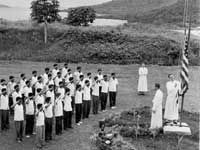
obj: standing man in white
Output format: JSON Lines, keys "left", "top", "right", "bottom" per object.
{"left": 137, "top": 63, "right": 148, "bottom": 95}
{"left": 164, "top": 74, "right": 181, "bottom": 123}
{"left": 150, "top": 83, "right": 163, "bottom": 129}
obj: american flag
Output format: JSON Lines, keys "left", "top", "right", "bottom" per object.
{"left": 180, "top": 36, "right": 189, "bottom": 95}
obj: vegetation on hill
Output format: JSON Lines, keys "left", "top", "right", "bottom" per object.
{"left": 0, "top": 23, "right": 199, "bottom": 65}
{"left": 93, "top": 0, "right": 200, "bottom": 26}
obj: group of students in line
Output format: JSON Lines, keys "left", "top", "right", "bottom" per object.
{"left": 0, "top": 63, "right": 119, "bottom": 148}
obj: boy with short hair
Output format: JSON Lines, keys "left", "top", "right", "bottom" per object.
{"left": 82, "top": 80, "right": 91, "bottom": 119}
{"left": 74, "top": 66, "right": 83, "bottom": 82}
{"left": 25, "top": 93, "right": 35, "bottom": 138}
{"left": 35, "top": 103, "right": 45, "bottom": 149}
{"left": 55, "top": 93, "right": 63, "bottom": 135}
{"left": 65, "top": 68, "right": 73, "bottom": 83}
{"left": 35, "top": 88, "right": 45, "bottom": 107}
{"left": 44, "top": 97, "right": 53, "bottom": 142}
{"left": 0, "top": 79, "right": 7, "bottom": 94}
{"left": 92, "top": 76, "right": 100, "bottom": 114}
{"left": 35, "top": 76, "right": 44, "bottom": 94}
{"left": 108, "top": 73, "right": 119, "bottom": 109}
{"left": 67, "top": 77, "right": 75, "bottom": 112}
{"left": 55, "top": 72, "right": 63, "bottom": 88}
{"left": 22, "top": 80, "right": 33, "bottom": 98}
{"left": 0, "top": 88, "right": 9, "bottom": 131}
{"left": 31, "top": 71, "right": 38, "bottom": 96}
{"left": 12, "top": 85, "right": 22, "bottom": 105}
{"left": 78, "top": 75, "right": 85, "bottom": 89}
{"left": 52, "top": 64, "right": 59, "bottom": 79}
{"left": 43, "top": 67, "right": 50, "bottom": 85}
{"left": 63, "top": 88, "right": 73, "bottom": 130}
{"left": 13, "top": 97, "right": 24, "bottom": 142}
{"left": 100, "top": 75, "right": 109, "bottom": 112}
{"left": 61, "top": 63, "right": 68, "bottom": 79}
{"left": 19, "top": 73, "right": 26, "bottom": 93}
{"left": 46, "top": 85, "right": 55, "bottom": 106}
{"left": 75, "top": 84, "right": 83, "bottom": 125}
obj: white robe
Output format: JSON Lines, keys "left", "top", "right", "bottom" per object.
{"left": 150, "top": 89, "right": 163, "bottom": 129}
{"left": 164, "top": 80, "right": 181, "bottom": 121}
{"left": 137, "top": 67, "right": 148, "bottom": 92}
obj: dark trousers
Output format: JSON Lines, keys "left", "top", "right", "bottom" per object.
{"left": 15, "top": 121, "right": 24, "bottom": 140}
{"left": 100, "top": 93, "right": 108, "bottom": 111}
{"left": 0, "top": 110, "right": 9, "bottom": 130}
{"left": 63, "top": 111, "right": 72, "bottom": 129}
{"left": 109, "top": 92, "right": 117, "bottom": 107}
{"left": 25, "top": 115, "right": 34, "bottom": 135}
{"left": 71, "top": 96, "right": 75, "bottom": 113}
{"left": 92, "top": 95, "right": 99, "bottom": 114}
{"left": 9, "top": 96, "right": 14, "bottom": 115}
{"left": 75, "top": 104, "right": 82, "bottom": 123}
{"left": 82, "top": 100, "right": 91, "bottom": 119}
{"left": 55, "top": 116, "right": 62, "bottom": 135}
{"left": 45, "top": 118, "right": 53, "bottom": 141}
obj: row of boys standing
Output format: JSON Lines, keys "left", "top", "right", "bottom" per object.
{"left": 0, "top": 63, "right": 119, "bottom": 148}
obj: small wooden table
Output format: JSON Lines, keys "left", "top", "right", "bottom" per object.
{"left": 163, "top": 122, "right": 191, "bottom": 150}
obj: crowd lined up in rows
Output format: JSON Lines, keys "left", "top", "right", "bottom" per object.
{"left": 0, "top": 63, "right": 119, "bottom": 148}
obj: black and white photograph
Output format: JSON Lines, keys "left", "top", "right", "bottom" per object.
{"left": 0, "top": 0, "right": 199, "bottom": 150}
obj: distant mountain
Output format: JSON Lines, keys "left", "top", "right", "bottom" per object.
{"left": 0, "top": 4, "right": 10, "bottom": 8}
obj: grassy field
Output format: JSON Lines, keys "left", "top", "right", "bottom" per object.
{"left": 0, "top": 60, "right": 199, "bottom": 150}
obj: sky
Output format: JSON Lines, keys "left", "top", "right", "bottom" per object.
{"left": 0, "top": 0, "right": 111, "bottom": 8}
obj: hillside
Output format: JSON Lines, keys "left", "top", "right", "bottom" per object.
{"left": 0, "top": 23, "right": 199, "bottom": 65}
{"left": 93, "top": 0, "right": 200, "bottom": 25}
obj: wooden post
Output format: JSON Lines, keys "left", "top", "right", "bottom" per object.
{"left": 44, "top": 19, "right": 48, "bottom": 44}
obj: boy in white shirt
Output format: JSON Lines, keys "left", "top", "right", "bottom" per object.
{"left": 19, "top": 73, "right": 26, "bottom": 93}
{"left": 31, "top": 71, "right": 38, "bottom": 96}
{"left": 25, "top": 93, "right": 35, "bottom": 138}
{"left": 7, "top": 76, "right": 16, "bottom": 114}
{"left": 97, "top": 69, "right": 103, "bottom": 95}
{"left": 63, "top": 88, "right": 73, "bottom": 130}
{"left": 12, "top": 85, "right": 22, "bottom": 115}
{"left": 13, "top": 97, "right": 24, "bottom": 142}
{"left": 78, "top": 75, "right": 85, "bottom": 90}
{"left": 101, "top": 75, "right": 109, "bottom": 112}
{"left": 44, "top": 97, "right": 53, "bottom": 142}
{"left": 65, "top": 69, "right": 73, "bottom": 83}
{"left": 35, "top": 104, "right": 45, "bottom": 149}
{"left": 52, "top": 64, "right": 59, "bottom": 79}
{"left": 35, "top": 88, "right": 45, "bottom": 107}
{"left": 54, "top": 72, "right": 63, "bottom": 88}
{"left": 55, "top": 93, "right": 63, "bottom": 135}
{"left": 61, "top": 63, "right": 68, "bottom": 79}
{"left": 67, "top": 77, "right": 75, "bottom": 112}
{"left": 43, "top": 68, "right": 50, "bottom": 85}
{"left": 35, "top": 76, "right": 44, "bottom": 94}
{"left": 0, "top": 88, "right": 10, "bottom": 131}
{"left": 22, "top": 80, "right": 33, "bottom": 98}
{"left": 82, "top": 80, "right": 91, "bottom": 119}
{"left": 109, "top": 73, "right": 119, "bottom": 109}
{"left": 92, "top": 76, "right": 100, "bottom": 114}
{"left": 74, "top": 66, "right": 83, "bottom": 83}
{"left": 45, "top": 74, "right": 54, "bottom": 90}
{"left": 46, "top": 85, "right": 55, "bottom": 106}
{"left": 0, "top": 79, "right": 7, "bottom": 94}
{"left": 75, "top": 84, "right": 83, "bottom": 125}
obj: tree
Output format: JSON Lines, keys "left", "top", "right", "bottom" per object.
{"left": 30, "top": 0, "right": 61, "bottom": 43}
{"left": 66, "top": 7, "right": 96, "bottom": 26}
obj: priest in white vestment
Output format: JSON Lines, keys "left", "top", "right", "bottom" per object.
{"left": 137, "top": 63, "right": 148, "bottom": 94}
{"left": 150, "top": 83, "right": 163, "bottom": 129}
{"left": 164, "top": 74, "right": 181, "bottom": 122}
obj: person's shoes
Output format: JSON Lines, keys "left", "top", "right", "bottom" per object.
{"left": 79, "top": 121, "right": 83, "bottom": 124}
{"left": 26, "top": 135, "right": 30, "bottom": 138}
{"left": 77, "top": 123, "right": 81, "bottom": 126}
{"left": 32, "top": 132, "right": 36, "bottom": 135}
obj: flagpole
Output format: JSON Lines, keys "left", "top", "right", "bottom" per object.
{"left": 180, "top": 0, "right": 192, "bottom": 127}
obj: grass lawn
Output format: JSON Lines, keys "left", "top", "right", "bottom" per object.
{"left": 0, "top": 60, "right": 199, "bottom": 150}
